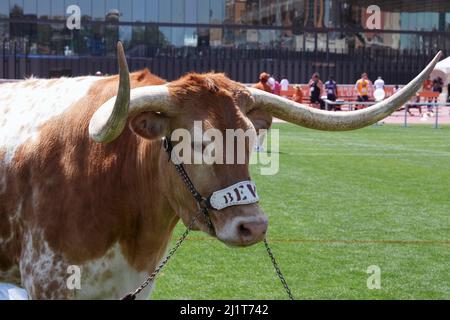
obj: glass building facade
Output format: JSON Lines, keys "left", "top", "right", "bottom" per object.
{"left": 0, "top": 0, "right": 449, "bottom": 56}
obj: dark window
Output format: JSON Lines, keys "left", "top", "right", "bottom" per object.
{"left": 37, "top": 23, "right": 52, "bottom": 53}
{"left": 197, "top": 26, "right": 209, "bottom": 46}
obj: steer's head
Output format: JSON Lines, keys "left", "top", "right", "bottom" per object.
{"left": 159, "top": 72, "right": 272, "bottom": 246}
{"left": 89, "top": 42, "right": 442, "bottom": 247}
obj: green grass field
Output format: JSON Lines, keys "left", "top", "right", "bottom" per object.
{"left": 152, "top": 124, "right": 450, "bottom": 300}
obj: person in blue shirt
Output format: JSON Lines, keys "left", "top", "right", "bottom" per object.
{"left": 324, "top": 76, "right": 339, "bottom": 110}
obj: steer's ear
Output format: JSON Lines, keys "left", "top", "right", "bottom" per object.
{"left": 129, "top": 112, "right": 169, "bottom": 140}
{"left": 246, "top": 108, "right": 273, "bottom": 131}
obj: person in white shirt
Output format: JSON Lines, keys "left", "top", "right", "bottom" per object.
{"left": 374, "top": 76, "right": 385, "bottom": 90}
{"left": 267, "top": 76, "right": 276, "bottom": 91}
{"left": 373, "top": 76, "right": 386, "bottom": 101}
{"left": 280, "top": 77, "right": 289, "bottom": 96}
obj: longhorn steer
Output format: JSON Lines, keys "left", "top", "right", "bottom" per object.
{"left": 0, "top": 43, "right": 442, "bottom": 299}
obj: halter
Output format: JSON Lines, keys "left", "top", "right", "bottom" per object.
{"left": 162, "top": 136, "right": 260, "bottom": 232}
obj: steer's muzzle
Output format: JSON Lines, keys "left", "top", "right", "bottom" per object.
{"left": 212, "top": 204, "right": 268, "bottom": 247}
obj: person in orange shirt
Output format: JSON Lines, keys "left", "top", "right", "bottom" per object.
{"left": 252, "top": 72, "right": 273, "bottom": 93}
{"left": 423, "top": 76, "right": 433, "bottom": 91}
{"left": 291, "top": 85, "right": 303, "bottom": 103}
{"left": 420, "top": 76, "right": 434, "bottom": 114}
{"left": 354, "top": 72, "right": 373, "bottom": 109}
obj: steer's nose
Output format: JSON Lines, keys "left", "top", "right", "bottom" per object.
{"left": 237, "top": 218, "right": 268, "bottom": 245}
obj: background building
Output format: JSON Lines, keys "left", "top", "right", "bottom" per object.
{"left": 0, "top": 0, "right": 449, "bottom": 83}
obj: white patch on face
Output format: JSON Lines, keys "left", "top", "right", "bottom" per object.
{"left": 0, "top": 77, "right": 100, "bottom": 164}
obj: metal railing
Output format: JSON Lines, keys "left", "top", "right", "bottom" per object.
{"left": 324, "top": 99, "right": 450, "bottom": 128}
{"left": 402, "top": 102, "right": 450, "bottom": 129}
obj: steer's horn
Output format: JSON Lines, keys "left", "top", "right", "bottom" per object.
{"left": 89, "top": 42, "right": 172, "bottom": 143}
{"left": 248, "top": 51, "right": 443, "bottom": 131}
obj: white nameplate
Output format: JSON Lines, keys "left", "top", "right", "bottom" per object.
{"left": 209, "top": 181, "right": 259, "bottom": 210}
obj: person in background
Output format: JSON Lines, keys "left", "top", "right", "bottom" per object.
{"left": 423, "top": 76, "right": 433, "bottom": 92}
{"left": 324, "top": 76, "right": 338, "bottom": 110}
{"left": 429, "top": 76, "right": 444, "bottom": 114}
{"left": 280, "top": 76, "right": 289, "bottom": 97}
{"left": 393, "top": 84, "right": 414, "bottom": 116}
{"left": 252, "top": 72, "right": 272, "bottom": 93}
{"left": 291, "top": 85, "right": 303, "bottom": 103}
{"left": 373, "top": 76, "right": 386, "bottom": 102}
{"left": 354, "top": 72, "right": 373, "bottom": 109}
{"left": 421, "top": 75, "right": 434, "bottom": 114}
{"left": 432, "top": 77, "right": 443, "bottom": 96}
{"left": 374, "top": 76, "right": 385, "bottom": 91}
{"left": 273, "top": 78, "right": 281, "bottom": 96}
{"left": 267, "top": 75, "right": 275, "bottom": 91}
{"left": 395, "top": 84, "right": 413, "bottom": 116}
{"left": 308, "top": 72, "right": 325, "bottom": 109}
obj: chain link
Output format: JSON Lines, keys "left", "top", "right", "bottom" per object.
{"left": 264, "top": 237, "right": 295, "bottom": 300}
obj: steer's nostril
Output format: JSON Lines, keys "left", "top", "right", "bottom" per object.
{"left": 237, "top": 219, "right": 268, "bottom": 243}
{"left": 238, "top": 223, "right": 252, "bottom": 238}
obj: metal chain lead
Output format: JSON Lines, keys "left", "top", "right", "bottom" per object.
{"left": 122, "top": 138, "right": 293, "bottom": 300}
{"left": 122, "top": 221, "right": 294, "bottom": 300}
{"left": 121, "top": 211, "right": 202, "bottom": 300}
{"left": 264, "top": 237, "right": 295, "bottom": 300}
